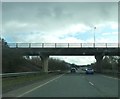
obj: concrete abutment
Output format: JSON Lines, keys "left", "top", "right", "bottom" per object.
{"left": 40, "top": 55, "right": 49, "bottom": 73}
{"left": 95, "top": 55, "right": 104, "bottom": 73}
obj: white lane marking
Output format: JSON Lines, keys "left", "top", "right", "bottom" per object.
{"left": 102, "top": 75, "right": 119, "bottom": 80}
{"left": 18, "top": 74, "right": 64, "bottom": 97}
{"left": 89, "top": 82, "right": 94, "bottom": 86}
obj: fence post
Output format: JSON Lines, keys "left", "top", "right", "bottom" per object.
{"left": 80, "top": 43, "right": 82, "bottom": 48}
{"left": 105, "top": 43, "right": 107, "bottom": 48}
{"left": 42, "top": 43, "right": 44, "bottom": 48}
{"left": 16, "top": 43, "right": 18, "bottom": 48}
{"left": 29, "top": 43, "right": 31, "bottom": 48}
{"left": 55, "top": 43, "right": 56, "bottom": 48}
{"left": 93, "top": 43, "right": 95, "bottom": 48}
{"left": 68, "top": 43, "right": 69, "bottom": 48}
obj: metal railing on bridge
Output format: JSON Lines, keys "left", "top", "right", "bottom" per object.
{"left": 7, "top": 43, "right": 119, "bottom": 48}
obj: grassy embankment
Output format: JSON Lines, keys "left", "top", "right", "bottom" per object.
{"left": 2, "top": 72, "right": 61, "bottom": 93}
{"left": 101, "top": 70, "right": 119, "bottom": 79}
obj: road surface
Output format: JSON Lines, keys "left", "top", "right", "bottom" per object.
{"left": 3, "top": 72, "right": 119, "bottom": 98}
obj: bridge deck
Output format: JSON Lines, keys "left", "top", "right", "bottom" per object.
{"left": 6, "top": 43, "right": 119, "bottom": 56}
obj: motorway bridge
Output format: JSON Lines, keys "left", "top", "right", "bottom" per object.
{"left": 8, "top": 43, "right": 119, "bottom": 73}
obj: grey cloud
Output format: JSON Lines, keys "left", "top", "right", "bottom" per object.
{"left": 37, "top": 3, "right": 118, "bottom": 27}
{"left": 2, "top": 2, "right": 118, "bottom": 36}
{"left": 3, "top": 2, "right": 118, "bottom": 22}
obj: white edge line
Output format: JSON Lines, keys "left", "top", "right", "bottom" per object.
{"left": 102, "top": 75, "right": 120, "bottom": 80}
{"left": 18, "top": 74, "right": 64, "bottom": 97}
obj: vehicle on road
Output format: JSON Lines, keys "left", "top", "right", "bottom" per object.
{"left": 85, "top": 68, "right": 94, "bottom": 74}
{"left": 71, "top": 68, "right": 76, "bottom": 73}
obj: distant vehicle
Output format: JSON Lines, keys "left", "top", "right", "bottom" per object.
{"left": 85, "top": 68, "right": 94, "bottom": 74}
{"left": 71, "top": 68, "right": 76, "bottom": 73}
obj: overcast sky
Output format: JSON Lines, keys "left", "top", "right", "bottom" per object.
{"left": 2, "top": 2, "right": 118, "bottom": 65}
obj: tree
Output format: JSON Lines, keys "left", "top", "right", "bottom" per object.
{"left": 2, "top": 38, "right": 26, "bottom": 72}
{"left": 48, "top": 58, "right": 69, "bottom": 71}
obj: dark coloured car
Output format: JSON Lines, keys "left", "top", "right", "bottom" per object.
{"left": 71, "top": 68, "right": 76, "bottom": 73}
{"left": 85, "top": 68, "right": 94, "bottom": 74}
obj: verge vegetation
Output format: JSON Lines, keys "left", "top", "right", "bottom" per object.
{"left": 2, "top": 72, "right": 60, "bottom": 93}
{"left": 2, "top": 38, "right": 70, "bottom": 93}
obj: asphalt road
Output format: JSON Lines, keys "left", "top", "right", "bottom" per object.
{"left": 3, "top": 72, "right": 119, "bottom": 98}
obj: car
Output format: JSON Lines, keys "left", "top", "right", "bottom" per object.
{"left": 85, "top": 68, "right": 94, "bottom": 74}
{"left": 71, "top": 68, "right": 76, "bottom": 73}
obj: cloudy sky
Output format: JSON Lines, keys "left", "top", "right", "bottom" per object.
{"left": 2, "top": 2, "right": 118, "bottom": 65}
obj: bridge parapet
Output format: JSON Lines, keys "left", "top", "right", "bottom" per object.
{"left": 7, "top": 43, "right": 119, "bottom": 48}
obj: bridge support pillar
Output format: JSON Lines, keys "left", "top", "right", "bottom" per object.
{"left": 95, "top": 55, "right": 104, "bottom": 73}
{"left": 40, "top": 55, "right": 49, "bottom": 73}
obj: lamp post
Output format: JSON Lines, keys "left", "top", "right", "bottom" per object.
{"left": 94, "top": 27, "right": 96, "bottom": 44}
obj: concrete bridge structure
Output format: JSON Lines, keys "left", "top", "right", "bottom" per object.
{"left": 8, "top": 43, "right": 119, "bottom": 73}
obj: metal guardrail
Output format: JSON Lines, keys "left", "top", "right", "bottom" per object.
{"left": 1, "top": 71, "right": 63, "bottom": 78}
{"left": 1, "top": 72, "right": 41, "bottom": 78}
{"left": 7, "top": 43, "right": 120, "bottom": 48}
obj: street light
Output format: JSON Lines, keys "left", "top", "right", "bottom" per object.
{"left": 94, "top": 27, "right": 96, "bottom": 44}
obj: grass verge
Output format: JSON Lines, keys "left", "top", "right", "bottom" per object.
{"left": 2, "top": 72, "right": 60, "bottom": 93}
{"left": 100, "top": 71, "right": 119, "bottom": 79}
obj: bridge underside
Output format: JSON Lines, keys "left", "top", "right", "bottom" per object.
{"left": 12, "top": 48, "right": 118, "bottom": 56}
{"left": 10, "top": 48, "right": 119, "bottom": 73}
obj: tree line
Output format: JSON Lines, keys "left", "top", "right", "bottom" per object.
{"left": 2, "top": 38, "right": 70, "bottom": 73}
{"left": 92, "top": 56, "right": 119, "bottom": 73}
